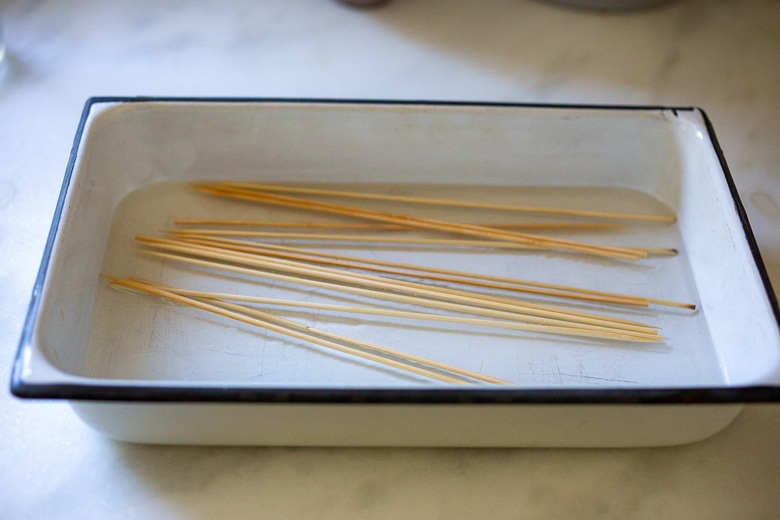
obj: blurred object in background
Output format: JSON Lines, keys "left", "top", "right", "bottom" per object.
{"left": 335, "top": 0, "right": 675, "bottom": 9}
{"left": 0, "top": 10, "right": 5, "bottom": 66}
{"left": 337, "top": 0, "right": 393, "bottom": 7}
{"left": 541, "top": 0, "right": 677, "bottom": 9}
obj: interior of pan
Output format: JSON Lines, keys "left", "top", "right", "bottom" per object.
{"left": 24, "top": 100, "right": 780, "bottom": 391}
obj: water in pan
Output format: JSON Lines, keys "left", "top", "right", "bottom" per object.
{"left": 81, "top": 181, "right": 722, "bottom": 388}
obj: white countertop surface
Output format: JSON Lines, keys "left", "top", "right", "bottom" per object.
{"left": 1, "top": 1, "right": 779, "bottom": 518}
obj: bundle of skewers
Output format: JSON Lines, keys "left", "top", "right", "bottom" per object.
{"left": 103, "top": 181, "right": 694, "bottom": 385}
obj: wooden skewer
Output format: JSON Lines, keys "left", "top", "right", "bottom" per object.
{"left": 173, "top": 218, "right": 623, "bottom": 232}
{"left": 217, "top": 182, "right": 677, "bottom": 224}
{"left": 167, "top": 228, "right": 677, "bottom": 257}
{"left": 172, "top": 234, "right": 648, "bottom": 307}
{"left": 103, "top": 276, "right": 508, "bottom": 384}
{"left": 137, "top": 248, "right": 664, "bottom": 342}
{"left": 140, "top": 234, "right": 660, "bottom": 332}
{"left": 170, "top": 233, "right": 694, "bottom": 310}
{"left": 135, "top": 236, "right": 663, "bottom": 340}
{"left": 124, "top": 278, "right": 664, "bottom": 343}
{"left": 194, "top": 183, "right": 651, "bottom": 260}
{"left": 190, "top": 183, "right": 649, "bottom": 260}
{"left": 209, "top": 298, "right": 510, "bottom": 384}
{"left": 138, "top": 235, "right": 656, "bottom": 331}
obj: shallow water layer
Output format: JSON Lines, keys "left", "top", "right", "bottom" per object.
{"left": 78, "top": 181, "right": 722, "bottom": 388}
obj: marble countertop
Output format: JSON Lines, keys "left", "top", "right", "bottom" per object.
{"left": 1, "top": 1, "right": 779, "bottom": 518}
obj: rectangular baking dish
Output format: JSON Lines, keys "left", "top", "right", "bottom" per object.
{"left": 11, "top": 98, "right": 780, "bottom": 446}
